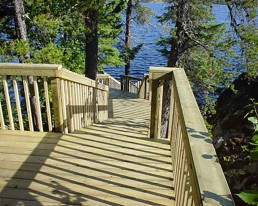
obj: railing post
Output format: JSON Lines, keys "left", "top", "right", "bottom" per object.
{"left": 150, "top": 79, "right": 159, "bottom": 138}
{"left": 51, "top": 77, "right": 64, "bottom": 132}
{"left": 120, "top": 76, "right": 123, "bottom": 91}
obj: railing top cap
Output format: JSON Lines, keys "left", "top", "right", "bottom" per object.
{"left": 0, "top": 63, "right": 62, "bottom": 70}
{"left": 149, "top": 66, "right": 183, "bottom": 73}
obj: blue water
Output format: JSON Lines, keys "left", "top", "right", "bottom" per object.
{"left": 104, "top": 3, "right": 231, "bottom": 79}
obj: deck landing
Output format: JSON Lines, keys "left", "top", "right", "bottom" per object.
{"left": 0, "top": 89, "right": 175, "bottom": 205}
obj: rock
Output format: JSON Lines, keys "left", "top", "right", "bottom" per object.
{"left": 208, "top": 72, "right": 258, "bottom": 140}
{"left": 208, "top": 72, "right": 258, "bottom": 206}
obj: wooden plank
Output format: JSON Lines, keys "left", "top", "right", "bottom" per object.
{"left": 75, "top": 83, "right": 80, "bottom": 129}
{"left": 0, "top": 165, "right": 172, "bottom": 186}
{"left": 0, "top": 100, "right": 5, "bottom": 130}
{"left": 82, "top": 85, "right": 87, "bottom": 127}
{"left": 0, "top": 139, "right": 171, "bottom": 156}
{"left": 0, "top": 186, "right": 174, "bottom": 206}
{"left": 33, "top": 77, "right": 43, "bottom": 132}
{"left": 79, "top": 84, "right": 83, "bottom": 128}
{"left": 0, "top": 63, "right": 61, "bottom": 77}
{"left": 64, "top": 80, "right": 71, "bottom": 132}
{"left": 67, "top": 81, "right": 73, "bottom": 132}
{"left": 12, "top": 76, "right": 24, "bottom": 131}
{"left": 0, "top": 133, "right": 170, "bottom": 150}
{"left": 0, "top": 145, "right": 172, "bottom": 164}
{"left": 2, "top": 75, "right": 14, "bottom": 130}
{"left": 57, "top": 69, "right": 108, "bottom": 91}
{"left": 22, "top": 76, "right": 34, "bottom": 131}
{"left": 60, "top": 79, "right": 68, "bottom": 133}
{"left": 172, "top": 69, "right": 235, "bottom": 205}
{"left": 43, "top": 77, "right": 52, "bottom": 132}
{"left": 68, "top": 81, "right": 75, "bottom": 132}
{"left": 51, "top": 78, "right": 63, "bottom": 132}
{"left": 149, "top": 79, "right": 159, "bottom": 138}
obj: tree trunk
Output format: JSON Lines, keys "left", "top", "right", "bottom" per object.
{"left": 13, "top": 0, "right": 27, "bottom": 40}
{"left": 84, "top": 8, "right": 99, "bottom": 80}
{"left": 160, "top": 15, "right": 184, "bottom": 138}
{"left": 125, "top": 0, "right": 132, "bottom": 76}
{"left": 13, "top": 0, "right": 39, "bottom": 131}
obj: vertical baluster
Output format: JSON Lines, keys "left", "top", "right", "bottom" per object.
{"left": 43, "top": 77, "right": 52, "bottom": 132}
{"left": 60, "top": 79, "right": 68, "bottom": 133}
{"left": 12, "top": 76, "right": 24, "bottom": 131}
{"left": 33, "top": 76, "right": 43, "bottom": 132}
{"left": 167, "top": 78, "right": 175, "bottom": 142}
{"left": 87, "top": 87, "right": 90, "bottom": 125}
{"left": 65, "top": 80, "right": 71, "bottom": 132}
{"left": 90, "top": 87, "right": 93, "bottom": 124}
{"left": 0, "top": 100, "right": 5, "bottom": 130}
{"left": 22, "top": 76, "right": 34, "bottom": 131}
{"left": 79, "top": 84, "right": 84, "bottom": 128}
{"left": 76, "top": 83, "right": 81, "bottom": 129}
{"left": 82, "top": 85, "right": 86, "bottom": 127}
{"left": 74, "top": 83, "right": 79, "bottom": 129}
{"left": 68, "top": 81, "right": 74, "bottom": 132}
{"left": 85, "top": 86, "right": 89, "bottom": 125}
{"left": 3, "top": 75, "right": 14, "bottom": 130}
{"left": 173, "top": 115, "right": 181, "bottom": 204}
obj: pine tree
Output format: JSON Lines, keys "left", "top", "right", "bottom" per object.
{"left": 159, "top": 0, "right": 230, "bottom": 97}
{"left": 225, "top": 0, "right": 258, "bottom": 77}
{"left": 0, "top": 0, "right": 127, "bottom": 78}
{"left": 124, "top": 0, "right": 152, "bottom": 75}
{"left": 158, "top": 0, "right": 230, "bottom": 137}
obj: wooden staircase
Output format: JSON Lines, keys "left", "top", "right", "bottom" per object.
{"left": 0, "top": 63, "right": 236, "bottom": 206}
{"left": 0, "top": 89, "right": 175, "bottom": 205}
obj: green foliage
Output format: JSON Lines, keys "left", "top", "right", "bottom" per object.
{"left": 238, "top": 102, "right": 258, "bottom": 205}
{"left": 237, "top": 190, "right": 258, "bottom": 205}
{"left": 159, "top": 0, "right": 235, "bottom": 109}
{"left": 0, "top": 0, "right": 127, "bottom": 73}
{"left": 0, "top": 39, "right": 30, "bottom": 62}
{"left": 225, "top": 0, "right": 258, "bottom": 77}
{"left": 33, "top": 43, "right": 64, "bottom": 64}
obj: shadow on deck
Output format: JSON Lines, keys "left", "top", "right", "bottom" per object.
{"left": 0, "top": 89, "right": 175, "bottom": 206}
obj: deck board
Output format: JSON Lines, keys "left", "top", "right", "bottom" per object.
{"left": 0, "top": 89, "right": 175, "bottom": 206}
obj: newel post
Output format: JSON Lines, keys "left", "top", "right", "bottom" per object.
{"left": 51, "top": 78, "right": 64, "bottom": 132}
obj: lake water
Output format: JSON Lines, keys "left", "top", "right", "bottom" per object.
{"left": 104, "top": 3, "right": 230, "bottom": 79}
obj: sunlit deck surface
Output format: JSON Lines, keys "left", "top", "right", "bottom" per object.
{"left": 0, "top": 89, "right": 175, "bottom": 206}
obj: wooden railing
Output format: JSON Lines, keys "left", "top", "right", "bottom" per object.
{"left": 138, "top": 74, "right": 149, "bottom": 99}
{"left": 120, "top": 75, "right": 142, "bottom": 93}
{"left": 96, "top": 73, "right": 121, "bottom": 90}
{"left": 149, "top": 67, "right": 235, "bottom": 206}
{"left": 0, "top": 63, "right": 108, "bottom": 133}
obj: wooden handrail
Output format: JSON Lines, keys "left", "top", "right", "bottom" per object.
{"left": 149, "top": 67, "right": 235, "bottom": 206}
{"left": 120, "top": 75, "right": 142, "bottom": 93}
{"left": 96, "top": 73, "right": 121, "bottom": 90}
{"left": 0, "top": 63, "right": 108, "bottom": 133}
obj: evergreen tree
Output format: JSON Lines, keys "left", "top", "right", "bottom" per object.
{"left": 124, "top": 0, "right": 152, "bottom": 75}
{"left": 159, "top": 0, "right": 231, "bottom": 98}
{"left": 225, "top": 0, "right": 258, "bottom": 77}
{"left": 158, "top": 0, "right": 232, "bottom": 137}
{"left": 0, "top": 0, "right": 127, "bottom": 78}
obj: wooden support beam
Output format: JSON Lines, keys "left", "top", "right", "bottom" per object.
{"left": 149, "top": 79, "right": 159, "bottom": 138}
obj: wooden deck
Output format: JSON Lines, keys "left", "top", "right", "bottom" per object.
{"left": 0, "top": 89, "right": 175, "bottom": 206}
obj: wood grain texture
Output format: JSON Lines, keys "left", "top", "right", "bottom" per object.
{"left": 0, "top": 88, "right": 174, "bottom": 206}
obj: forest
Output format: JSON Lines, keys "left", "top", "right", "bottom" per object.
{"left": 0, "top": 0, "right": 258, "bottom": 205}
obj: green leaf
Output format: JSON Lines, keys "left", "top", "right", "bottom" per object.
{"left": 252, "top": 134, "right": 258, "bottom": 142}
{"left": 248, "top": 117, "right": 258, "bottom": 124}
{"left": 250, "top": 147, "right": 258, "bottom": 160}
{"left": 237, "top": 190, "right": 258, "bottom": 205}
